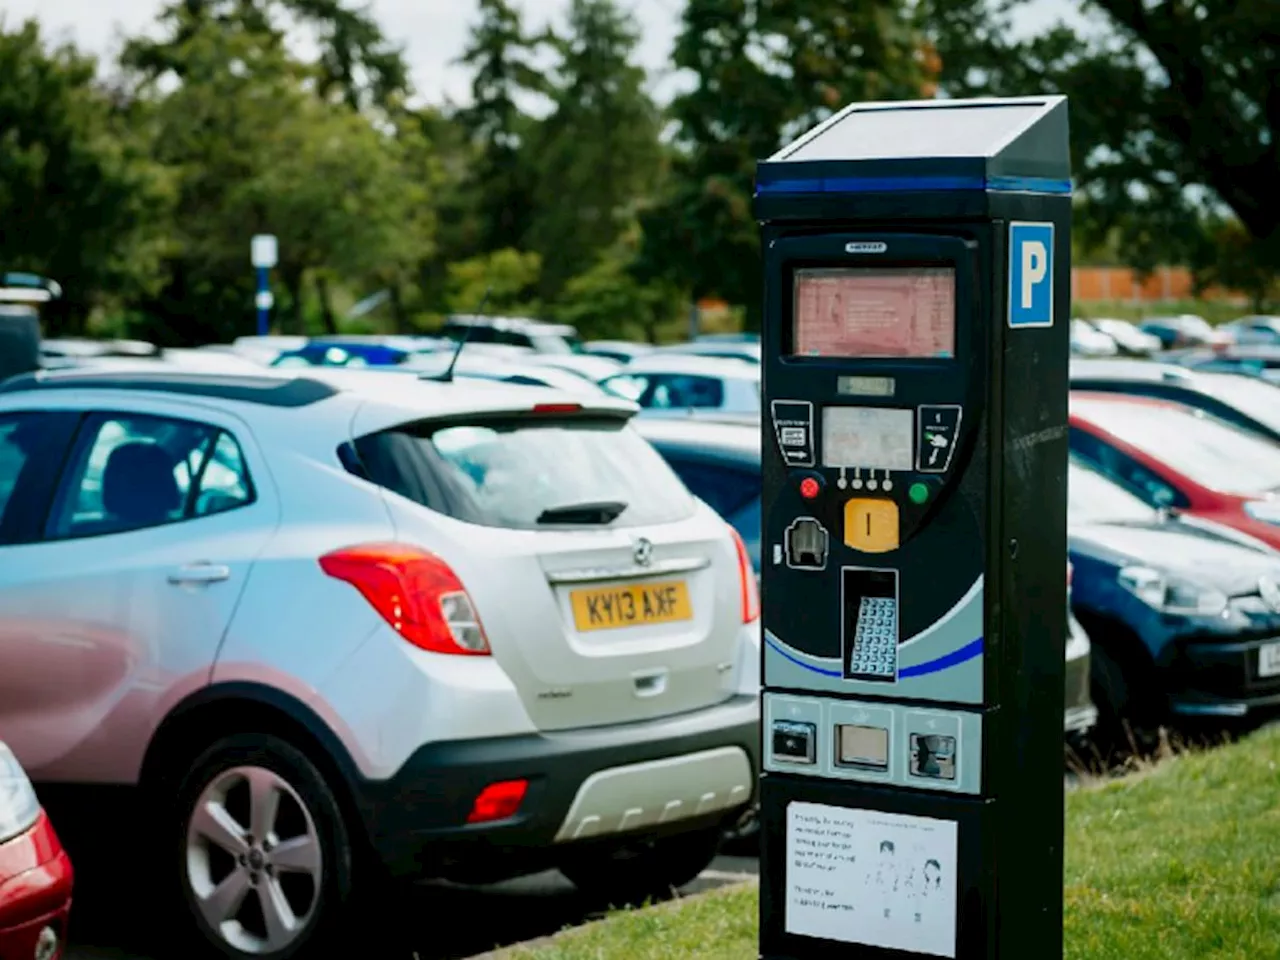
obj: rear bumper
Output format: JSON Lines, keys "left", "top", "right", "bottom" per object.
{"left": 0, "top": 814, "right": 73, "bottom": 959}
{"left": 1165, "top": 634, "right": 1280, "bottom": 718}
{"left": 356, "top": 694, "right": 760, "bottom": 881}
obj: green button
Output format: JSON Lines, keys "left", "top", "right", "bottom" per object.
{"left": 908, "top": 482, "right": 929, "bottom": 504}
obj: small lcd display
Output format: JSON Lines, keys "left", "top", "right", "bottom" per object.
{"left": 822, "top": 406, "right": 914, "bottom": 471}
{"left": 793, "top": 266, "right": 956, "bottom": 359}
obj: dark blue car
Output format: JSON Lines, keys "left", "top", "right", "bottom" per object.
{"left": 271, "top": 342, "right": 412, "bottom": 367}
{"left": 631, "top": 418, "right": 760, "bottom": 573}
{"left": 1068, "top": 457, "right": 1280, "bottom": 738}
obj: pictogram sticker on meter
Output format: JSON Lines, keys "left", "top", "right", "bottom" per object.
{"left": 771, "top": 400, "right": 816, "bottom": 466}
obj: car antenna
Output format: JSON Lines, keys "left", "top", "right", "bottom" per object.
{"left": 423, "top": 286, "right": 491, "bottom": 383}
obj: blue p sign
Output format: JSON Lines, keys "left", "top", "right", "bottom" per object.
{"left": 1008, "top": 222, "right": 1055, "bottom": 329}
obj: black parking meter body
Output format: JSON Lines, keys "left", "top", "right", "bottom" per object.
{"left": 756, "top": 97, "right": 1070, "bottom": 960}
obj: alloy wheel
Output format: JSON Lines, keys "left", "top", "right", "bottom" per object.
{"left": 185, "top": 765, "right": 324, "bottom": 955}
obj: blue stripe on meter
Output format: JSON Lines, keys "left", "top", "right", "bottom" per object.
{"left": 755, "top": 175, "right": 1072, "bottom": 196}
{"left": 765, "top": 635, "right": 984, "bottom": 678}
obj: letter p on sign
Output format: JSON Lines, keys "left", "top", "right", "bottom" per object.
{"left": 1008, "top": 222, "right": 1055, "bottom": 329}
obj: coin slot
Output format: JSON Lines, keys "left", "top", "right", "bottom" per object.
{"left": 909, "top": 733, "right": 957, "bottom": 780}
{"left": 772, "top": 720, "right": 817, "bottom": 764}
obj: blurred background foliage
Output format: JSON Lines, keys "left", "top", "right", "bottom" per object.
{"left": 1, "top": 0, "right": 1277, "bottom": 343}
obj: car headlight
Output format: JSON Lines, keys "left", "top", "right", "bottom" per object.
{"left": 0, "top": 743, "right": 41, "bottom": 844}
{"left": 1118, "top": 565, "right": 1228, "bottom": 617}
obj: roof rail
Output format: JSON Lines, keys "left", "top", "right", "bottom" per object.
{"left": 0, "top": 370, "right": 338, "bottom": 407}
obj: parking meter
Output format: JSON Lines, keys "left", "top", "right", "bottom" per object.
{"left": 757, "top": 97, "right": 1070, "bottom": 959}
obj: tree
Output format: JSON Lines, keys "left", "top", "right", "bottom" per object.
{"left": 555, "top": 225, "right": 684, "bottom": 342}
{"left": 524, "top": 0, "right": 663, "bottom": 301}
{"left": 640, "top": 0, "right": 927, "bottom": 326}
{"left": 0, "top": 20, "right": 168, "bottom": 333}
{"left": 126, "top": 20, "right": 427, "bottom": 343}
{"left": 920, "top": 0, "right": 1280, "bottom": 289}
{"left": 444, "top": 248, "right": 543, "bottom": 316}
{"left": 123, "top": 0, "right": 410, "bottom": 111}
{"left": 453, "top": 0, "right": 544, "bottom": 257}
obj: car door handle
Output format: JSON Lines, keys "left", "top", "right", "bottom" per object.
{"left": 167, "top": 563, "right": 231, "bottom": 585}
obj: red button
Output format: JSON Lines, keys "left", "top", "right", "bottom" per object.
{"left": 799, "top": 477, "right": 821, "bottom": 499}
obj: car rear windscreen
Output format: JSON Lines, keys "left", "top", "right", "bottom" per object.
{"left": 349, "top": 416, "right": 697, "bottom": 529}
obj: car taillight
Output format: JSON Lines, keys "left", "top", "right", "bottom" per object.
{"left": 729, "top": 527, "right": 760, "bottom": 624}
{"left": 319, "top": 542, "right": 490, "bottom": 655}
{"left": 467, "top": 779, "right": 529, "bottom": 823}
{"left": 532, "top": 402, "right": 582, "bottom": 413}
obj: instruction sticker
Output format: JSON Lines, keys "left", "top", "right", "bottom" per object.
{"left": 785, "top": 801, "right": 958, "bottom": 957}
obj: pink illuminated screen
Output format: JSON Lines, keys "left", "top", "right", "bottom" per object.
{"left": 792, "top": 267, "right": 956, "bottom": 359}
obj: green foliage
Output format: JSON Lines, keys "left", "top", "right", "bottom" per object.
{"left": 641, "top": 0, "right": 927, "bottom": 327}
{"left": 445, "top": 248, "right": 543, "bottom": 316}
{"left": 451, "top": 0, "right": 544, "bottom": 258}
{"left": 555, "top": 227, "right": 685, "bottom": 342}
{"left": 920, "top": 0, "right": 1280, "bottom": 292}
{"left": 120, "top": 17, "right": 430, "bottom": 344}
{"left": 525, "top": 0, "right": 663, "bottom": 302}
{"left": 0, "top": 19, "right": 170, "bottom": 333}
{"left": 122, "top": 0, "right": 410, "bottom": 111}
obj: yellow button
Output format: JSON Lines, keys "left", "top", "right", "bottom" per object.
{"left": 844, "top": 498, "right": 900, "bottom": 553}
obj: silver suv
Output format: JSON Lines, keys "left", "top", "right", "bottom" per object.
{"left": 0, "top": 367, "right": 760, "bottom": 958}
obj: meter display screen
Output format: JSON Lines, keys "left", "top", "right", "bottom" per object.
{"left": 792, "top": 267, "right": 956, "bottom": 359}
{"left": 822, "top": 406, "right": 914, "bottom": 470}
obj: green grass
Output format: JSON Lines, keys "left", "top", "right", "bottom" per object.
{"left": 500, "top": 726, "right": 1280, "bottom": 960}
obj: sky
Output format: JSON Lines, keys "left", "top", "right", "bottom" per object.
{"left": 4, "top": 0, "right": 1075, "bottom": 106}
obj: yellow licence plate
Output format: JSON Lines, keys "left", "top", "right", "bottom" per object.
{"left": 570, "top": 580, "right": 693, "bottom": 632}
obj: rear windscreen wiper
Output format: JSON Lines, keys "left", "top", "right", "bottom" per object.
{"left": 536, "top": 500, "right": 628, "bottom": 524}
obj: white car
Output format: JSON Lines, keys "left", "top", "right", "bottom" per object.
{"left": 1221, "top": 316, "right": 1280, "bottom": 346}
{"left": 1070, "top": 318, "right": 1119, "bottom": 357}
{"left": 599, "top": 355, "right": 762, "bottom": 421}
{"left": 0, "top": 366, "right": 759, "bottom": 958}
{"left": 528, "top": 353, "right": 623, "bottom": 382}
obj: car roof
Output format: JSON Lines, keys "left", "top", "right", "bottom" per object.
{"left": 1069, "top": 358, "right": 1200, "bottom": 384}
{"left": 611, "top": 354, "right": 762, "bottom": 378}
{"left": 443, "top": 314, "right": 577, "bottom": 336}
{"left": 1069, "top": 390, "right": 1192, "bottom": 417}
{"left": 632, "top": 417, "right": 761, "bottom": 457}
{"left": 0, "top": 363, "right": 633, "bottom": 419}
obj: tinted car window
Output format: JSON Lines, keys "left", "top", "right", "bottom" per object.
{"left": 0, "top": 415, "right": 34, "bottom": 531}
{"left": 1069, "top": 427, "right": 1187, "bottom": 508}
{"left": 663, "top": 456, "right": 760, "bottom": 518}
{"left": 353, "top": 417, "right": 696, "bottom": 530}
{"left": 48, "top": 413, "right": 254, "bottom": 539}
{"left": 1068, "top": 459, "right": 1157, "bottom": 523}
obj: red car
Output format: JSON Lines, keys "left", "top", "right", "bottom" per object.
{"left": 0, "top": 743, "right": 72, "bottom": 960}
{"left": 1069, "top": 392, "right": 1280, "bottom": 550}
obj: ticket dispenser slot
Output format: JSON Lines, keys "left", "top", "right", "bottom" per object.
{"left": 757, "top": 95, "right": 1070, "bottom": 960}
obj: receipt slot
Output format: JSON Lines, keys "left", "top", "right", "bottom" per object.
{"left": 757, "top": 97, "right": 1071, "bottom": 960}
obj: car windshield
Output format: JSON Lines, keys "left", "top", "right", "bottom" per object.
{"left": 1199, "top": 374, "right": 1280, "bottom": 434}
{"left": 1068, "top": 458, "right": 1157, "bottom": 524}
{"left": 353, "top": 416, "right": 696, "bottom": 530}
{"left": 1077, "top": 397, "right": 1280, "bottom": 495}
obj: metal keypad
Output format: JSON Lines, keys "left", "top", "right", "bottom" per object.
{"left": 850, "top": 596, "right": 898, "bottom": 678}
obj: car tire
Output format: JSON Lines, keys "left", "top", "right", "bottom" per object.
{"left": 559, "top": 826, "right": 723, "bottom": 906}
{"left": 1090, "top": 642, "right": 1159, "bottom": 758}
{"left": 170, "top": 733, "right": 356, "bottom": 960}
